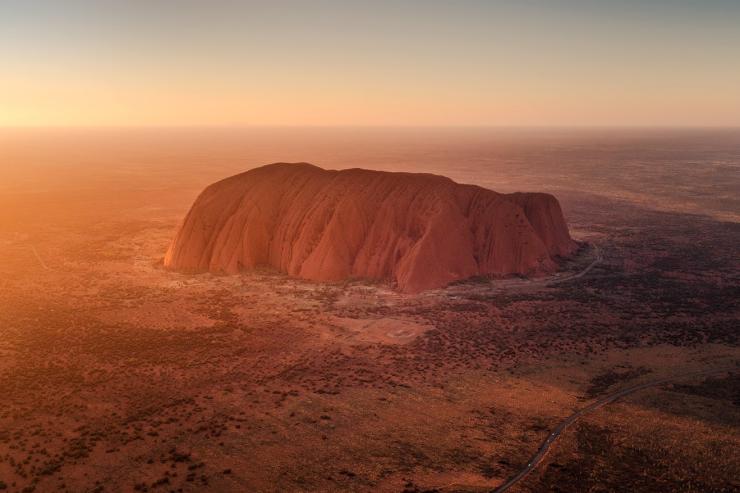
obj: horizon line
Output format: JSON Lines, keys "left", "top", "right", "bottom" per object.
{"left": 2, "top": 124, "right": 740, "bottom": 130}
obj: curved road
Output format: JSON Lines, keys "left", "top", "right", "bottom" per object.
{"left": 546, "top": 245, "right": 602, "bottom": 286}
{"left": 492, "top": 367, "right": 734, "bottom": 492}
{"left": 497, "top": 244, "right": 602, "bottom": 292}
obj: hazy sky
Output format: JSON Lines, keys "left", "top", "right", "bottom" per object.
{"left": 2, "top": 0, "right": 739, "bottom": 126}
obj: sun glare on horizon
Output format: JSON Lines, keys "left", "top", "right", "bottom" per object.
{"left": 2, "top": 0, "right": 739, "bottom": 127}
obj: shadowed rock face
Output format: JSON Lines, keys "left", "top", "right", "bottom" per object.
{"left": 164, "top": 163, "right": 577, "bottom": 292}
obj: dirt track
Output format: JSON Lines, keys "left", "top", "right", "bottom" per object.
{"left": 492, "top": 367, "right": 736, "bottom": 492}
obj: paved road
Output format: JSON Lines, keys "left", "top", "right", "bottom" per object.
{"left": 498, "top": 244, "right": 603, "bottom": 292}
{"left": 437, "top": 244, "right": 603, "bottom": 300}
{"left": 546, "top": 245, "right": 602, "bottom": 286}
{"left": 492, "top": 367, "right": 734, "bottom": 493}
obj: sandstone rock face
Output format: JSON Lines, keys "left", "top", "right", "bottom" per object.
{"left": 164, "top": 163, "right": 577, "bottom": 292}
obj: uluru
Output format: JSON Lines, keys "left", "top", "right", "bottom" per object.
{"left": 164, "top": 163, "right": 577, "bottom": 292}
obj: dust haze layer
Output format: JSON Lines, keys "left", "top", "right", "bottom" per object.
{"left": 164, "top": 163, "right": 577, "bottom": 292}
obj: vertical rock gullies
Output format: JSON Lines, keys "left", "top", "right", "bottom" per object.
{"left": 164, "top": 163, "right": 578, "bottom": 292}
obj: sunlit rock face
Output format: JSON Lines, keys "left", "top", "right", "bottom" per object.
{"left": 164, "top": 163, "right": 577, "bottom": 292}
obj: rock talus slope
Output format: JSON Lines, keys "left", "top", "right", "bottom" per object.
{"left": 164, "top": 163, "right": 578, "bottom": 292}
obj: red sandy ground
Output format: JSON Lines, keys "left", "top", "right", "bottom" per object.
{"left": 0, "top": 157, "right": 738, "bottom": 493}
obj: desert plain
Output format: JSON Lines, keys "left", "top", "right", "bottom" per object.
{"left": 0, "top": 127, "right": 738, "bottom": 493}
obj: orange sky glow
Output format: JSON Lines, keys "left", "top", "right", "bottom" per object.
{"left": 2, "top": 1, "right": 739, "bottom": 127}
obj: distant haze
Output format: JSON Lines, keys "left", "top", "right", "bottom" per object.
{"left": 2, "top": 0, "right": 740, "bottom": 127}
{"left": 2, "top": 126, "right": 738, "bottom": 222}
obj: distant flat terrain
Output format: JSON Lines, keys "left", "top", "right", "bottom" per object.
{"left": 0, "top": 128, "right": 738, "bottom": 492}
